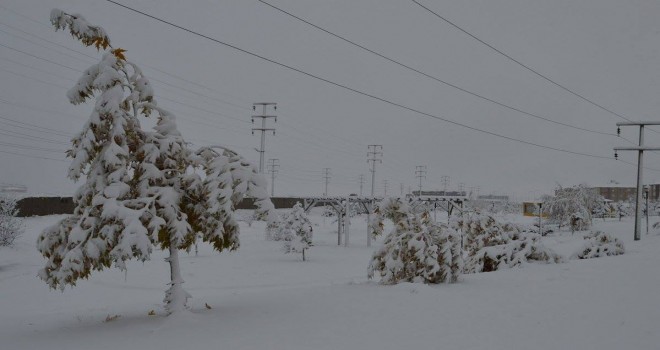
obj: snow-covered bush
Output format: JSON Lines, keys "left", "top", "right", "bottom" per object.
{"left": 465, "top": 231, "right": 563, "bottom": 273}
{"left": 37, "top": 10, "right": 273, "bottom": 314}
{"left": 368, "top": 198, "right": 462, "bottom": 284}
{"left": 454, "top": 212, "right": 562, "bottom": 273}
{"left": 0, "top": 194, "right": 23, "bottom": 246}
{"left": 276, "top": 203, "right": 313, "bottom": 260}
{"left": 571, "top": 231, "right": 624, "bottom": 259}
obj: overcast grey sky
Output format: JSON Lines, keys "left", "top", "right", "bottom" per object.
{"left": 2, "top": 0, "right": 660, "bottom": 200}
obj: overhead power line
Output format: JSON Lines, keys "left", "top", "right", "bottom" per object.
{"left": 0, "top": 149, "right": 68, "bottom": 163}
{"left": 103, "top": 0, "right": 617, "bottom": 161}
{"left": 410, "top": 0, "right": 654, "bottom": 131}
{"left": 258, "top": 0, "right": 617, "bottom": 138}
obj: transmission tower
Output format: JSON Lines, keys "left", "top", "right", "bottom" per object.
{"left": 358, "top": 174, "right": 365, "bottom": 196}
{"left": 322, "top": 167, "right": 331, "bottom": 196}
{"left": 367, "top": 145, "right": 383, "bottom": 197}
{"left": 415, "top": 165, "right": 427, "bottom": 196}
{"left": 441, "top": 175, "right": 450, "bottom": 193}
{"left": 251, "top": 102, "right": 277, "bottom": 173}
{"left": 458, "top": 182, "right": 465, "bottom": 195}
{"left": 382, "top": 179, "right": 389, "bottom": 196}
{"left": 267, "top": 158, "right": 279, "bottom": 196}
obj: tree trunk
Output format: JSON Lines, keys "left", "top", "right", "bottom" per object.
{"left": 164, "top": 244, "right": 191, "bottom": 314}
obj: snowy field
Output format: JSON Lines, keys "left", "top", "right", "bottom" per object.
{"left": 1, "top": 212, "right": 659, "bottom": 350}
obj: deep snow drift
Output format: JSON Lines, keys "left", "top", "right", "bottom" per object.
{"left": 1, "top": 212, "right": 659, "bottom": 350}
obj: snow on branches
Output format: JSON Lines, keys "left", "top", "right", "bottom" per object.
{"left": 0, "top": 194, "right": 23, "bottom": 246}
{"left": 542, "top": 184, "right": 606, "bottom": 231}
{"left": 368, "top": 198, "right": 462, "bottom": 285}
{"left": 454, "top": 212, "right": 563, "bottom": 273}
{"left": 37, "top": 10, "right": 274, "bottom": 314}
{"left": 271, "top": 203, "right": 313, "bottom": 261}
{"left": 571, "top": 231, "right": 625, "bottom": 259}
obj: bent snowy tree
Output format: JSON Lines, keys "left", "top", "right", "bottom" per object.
{"left": 37, "top": 10, "right": 273, "bottom": 314}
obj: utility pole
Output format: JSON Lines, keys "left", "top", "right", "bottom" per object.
{"left": 614, "top": 121, "right": 660, "bottom": 240}
{"left": 383, "top": 179, "right": 389, "bottom": 196}
{"left": 251, "top": 102, "right": 277, "bottom": 173}
{"left": 441, "top": 175, "right": 450, "bottom": 193}
{"left": 400, "top": 182, "right": 404, "bottom": 197}
{"left": 267, "top": 158, "right": 279, "bottom": 197}
{"left": 366, "top": 145, "right": 382, "bottom": 247}
{"left": 415, "top": 165, "right": 427, "bottom": 196}
{"left": 358, "top": 174, "right": 365, "bottom": 196}
{"left": 322, "top": 167, "right": 331, "bottom": 196}
{"left": 367, "top": 145, "right": 383, "bottom": 197}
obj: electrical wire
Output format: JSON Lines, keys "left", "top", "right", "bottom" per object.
{"left": 410, "top": 0, "right": 657, "bottom": 132}
{"left": 258, "top": 0, "right": 618, "bottom": 138}
{"left": 102, "top": 0, "right": 618, "bottom": 161}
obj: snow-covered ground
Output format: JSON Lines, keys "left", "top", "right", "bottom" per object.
{"left": 1, "top": 212, "right": 659, "bottom": 350}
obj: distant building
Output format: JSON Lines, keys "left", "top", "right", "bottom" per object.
{"left": 587, "top": 184, "right": 660, "bottom": 202}
{"left": 0, "top": 184, "right": 27, "bottom": 193}
{"left": 477, "top": 194, "right": 509, "bottom": 202}
{"left": 410, "top": 190, "right": 467, "bottom": 198}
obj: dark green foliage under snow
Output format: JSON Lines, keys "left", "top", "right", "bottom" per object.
{"left": 571, "top": 231, "right": 625, "bottom": 259}
{"left": 368, "top": 198, "right": 462, "bottom": 284}
{"left": 453, "top": 212, "right": 563, "bottom": 273}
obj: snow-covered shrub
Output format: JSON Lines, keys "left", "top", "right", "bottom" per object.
{"left": 37, "top": 10, "right": 274, "bottom": 315}
{"left": 368, "top": 199, "right": 462, "bottom": 284}
{"left": 571, "top": 231, "right": 624, "bottom": 259}
{"left": 455, "top": 212, "right": 562, "bottom": 273}
{"left": 465, "top": 231, "right": 563, "bottom": 273}
{"left": 0, "top": 194, "right": 23, "bottom": 246}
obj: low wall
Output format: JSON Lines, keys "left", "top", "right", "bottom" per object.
{"left": 16, "top": 197, "right": 75, "bottom": 217}
{"left": 17, "top": 196, "right": 312, "bottom": 217}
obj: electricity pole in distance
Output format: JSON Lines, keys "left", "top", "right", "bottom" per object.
{"left": 322, "top": 167, "right": 331, "bottom": 196}
{"left": 415, "top": 165, "right": 427, "bottom": 196}
{"left": 366, "top": 145, "right": 382, "bottom": 247}
{"left": 441, "top": 175, "right": 450, "bottom": 193}
{"left": 614, "top": 121, "right": 660, "bottom": 240}
{"left": 252, "top": 102, "right": 277, "bottom": 173}
{"left": 358, "top": 174, "right": 365, "bottom": 196}
{"left": 267, "top": 158, "right": 279, "bottom": 197}
{"left": 367, "top": 145, "right": 383, "bottom": 197}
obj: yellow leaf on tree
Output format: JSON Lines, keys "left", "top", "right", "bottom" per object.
{"left": 112, "top": 48, "right": 127, "bottom": 61}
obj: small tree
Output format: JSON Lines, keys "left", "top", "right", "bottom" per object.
{"left": 543, "top": 184, "right": 604, "bottom": 231}
{"left": 37, "top": 10, "right": 273, "bottom": 314}
{"left": 276, "top": 203, "right": 313, "bottom": 260}
{"left": 0, "top": 194, "right": 23, "bottom": 246}
{"left": 368, "top": 198, "right": 462, "bottom": 284}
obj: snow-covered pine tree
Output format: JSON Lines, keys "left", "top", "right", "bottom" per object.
{"left": 0, "top": 194, "right": 23, "bottom": 246}
{"left": 277, "top": 203, "right": 313, "bottom": 261}
{"left": 368, "top": 198, "right": 462, "bottom": 284}
{"left": 37, "top": 10, "right": 274, "bottom": 314}
{"left": 38, "top": 10, "right": 155, "bottom": 291}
